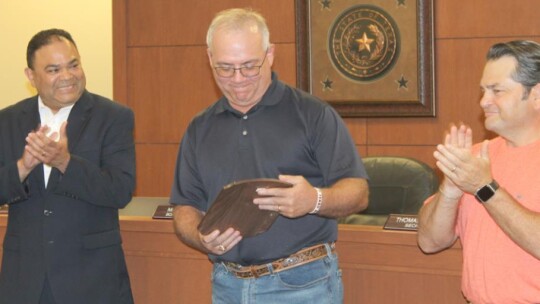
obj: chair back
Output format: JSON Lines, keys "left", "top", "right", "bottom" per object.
{"left": 340, "top": 156, "right": 438, "bottom": 226}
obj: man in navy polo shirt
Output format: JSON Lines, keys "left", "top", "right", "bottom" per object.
{"left": 170, "top": 8, "right": 368, "bottom": 304}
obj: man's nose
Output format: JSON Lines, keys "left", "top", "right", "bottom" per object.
{"left": 231, "top": 68, "right": 247, "bottom": 81}
{"left": 479, "top": 92, "right": 492, "bottom": 108}
{"left": 59, "top": 68, "right": 74, "bottom": 79}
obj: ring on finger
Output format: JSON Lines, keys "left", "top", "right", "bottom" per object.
{"left": 277, "top": 205, "right": 281, "bottom": 212}
{"left": 217, "top": 244, "right": 226, "bottom": 251}
{"left": 451, "top": 165, "right": 457, "bottom": 172}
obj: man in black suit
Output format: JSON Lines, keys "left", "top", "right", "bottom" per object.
{"left": 0, "top": 29, "right": 135, "bottom": 303}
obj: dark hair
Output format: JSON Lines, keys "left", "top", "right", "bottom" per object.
{"left": 26, "top": 28, "right": 77, "bottom": 69}
{"left": 486, "top": 40, "right": 540, "bottom": 97}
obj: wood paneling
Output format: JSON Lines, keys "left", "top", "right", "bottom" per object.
{"left": 126, "top": 0, "right": 295, "bottom": 46}
{"left": 128, "top": 46, "right": 219, "bottom": 143}
{"left": 114, "top": 0, "right": 540, "bottom": 197}
{"left": 344, "top": 118, "right": 367, "bottom": 145}
{"left": 435, "top": 0, "right": 540, "bottom": 39}
{"left": 135, "top": 144, "right": 179, "bottom": 196}
{"left": 120, "top": 217, "right": 213, "bottom": 304}
{"left": 272, "top": 43, "right": 297, "bottom": 88}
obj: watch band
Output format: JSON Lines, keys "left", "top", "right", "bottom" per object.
{"left": 474, "top": 180, "right": 500, "bottom": 203}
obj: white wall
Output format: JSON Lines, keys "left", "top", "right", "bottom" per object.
{"left": 0, "top": 0, "right": 112, "bottom": 109}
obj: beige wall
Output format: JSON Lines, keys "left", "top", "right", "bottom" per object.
{"left": 0, "top": 0, "right": 112, "bottom": 109}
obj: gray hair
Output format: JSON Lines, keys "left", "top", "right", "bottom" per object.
{"left": 206, "top": 8, "right": 270, "bottom": 51}
{"left": 486, "top": 40, "right": 540, "bottom": 98}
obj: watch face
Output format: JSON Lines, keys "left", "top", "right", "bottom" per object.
{"left": 475, "top": 181, "right": 499, "bottom": 203}
{"left": 476, "top": 186, "right": 494, "bottom": 202}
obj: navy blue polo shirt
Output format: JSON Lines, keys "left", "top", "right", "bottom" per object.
{"left": 170, "top": 73, "right": 367, "bottom": 265}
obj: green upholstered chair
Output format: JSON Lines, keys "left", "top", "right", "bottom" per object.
{"left": 339, "top": 156, "right": 439, "bottom": 226}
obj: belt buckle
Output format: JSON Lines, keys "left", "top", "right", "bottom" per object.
{"left": 282, "top": 256, "right": 299, "bottom": 267}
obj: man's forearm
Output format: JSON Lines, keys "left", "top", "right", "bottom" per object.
{"left": 417, "top": 193, "right": 460, "bottom": 253}
{"left": 317, "top": 178, "right": 369, "bottom": 218}
{"left": 173, "top": 205, "right": 207, "bottom": 253}
{"left": 484, "top": 189, "right": 540, "bottom": 259}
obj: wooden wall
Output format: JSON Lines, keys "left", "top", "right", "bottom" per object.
{"left": 113, "top": 0, "right": 540, "bottom": 196}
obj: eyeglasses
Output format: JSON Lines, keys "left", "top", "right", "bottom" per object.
{"left": 213, "top": 50, "right": 268, "bottom": 78}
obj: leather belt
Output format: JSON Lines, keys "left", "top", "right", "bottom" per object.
{"left": 223, "top": 242, "right": 335, "bottom": 279}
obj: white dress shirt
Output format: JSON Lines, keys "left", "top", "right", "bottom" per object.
{"left": 38, "top": 97, "right": 74, "bottom": 188}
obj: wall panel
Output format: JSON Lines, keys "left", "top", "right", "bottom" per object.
{"left": 128, "top": 46, "right": 219, "bottom": 143}
{"left": 344, "top": 118, "right": 367, "bottom": 146}
{"left": 136, "top": 144, "right": 179, "bottom": 197}
{"left": 435, "top": 0, "right": 540, "bottom": 39}
{"left": 127, "top": 0, "right": 295, "bottom": 46}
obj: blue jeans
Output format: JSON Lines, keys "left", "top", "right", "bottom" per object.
{"left": 211, "top": 244, "right": 343, "bottom": 304}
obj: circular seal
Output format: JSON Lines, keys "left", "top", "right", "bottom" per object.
{"left": 328, "top": 5, "right": 400, "bottom": 82}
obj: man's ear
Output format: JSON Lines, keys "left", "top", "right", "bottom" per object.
{"left": 24, "top": 68, "right": 36, "bottom": 87}
{"left": 207, "top": 48, "right": 213, "bottom": 67}
{"left": 530, "top": 83, "right": 540, "bottom": 109}
{"left": 266, "top": 43, "right": 275, "bottom": 67}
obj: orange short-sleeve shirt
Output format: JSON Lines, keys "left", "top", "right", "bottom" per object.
{"left": 456, "top": 137, "right": 540, "bottom": 303}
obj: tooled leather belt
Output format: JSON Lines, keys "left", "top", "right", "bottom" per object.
{"left": 223, "top": 242, "right": 335, "bottom": 279}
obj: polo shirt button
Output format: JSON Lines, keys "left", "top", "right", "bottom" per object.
{"left": 47, "top": 240, "right": 54, "bottom": 245}
{"left": 242, "top": 115, "right": 248, "bottom": 120}
{"left": 242, "top": 130, "right": 248, "bottom": 136}
{"left": 44, "top": 210, "right": 53, "bottom": 216}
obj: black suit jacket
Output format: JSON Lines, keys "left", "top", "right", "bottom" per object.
{"left": 0, "top": 91, "right": 135, "bottom": 304}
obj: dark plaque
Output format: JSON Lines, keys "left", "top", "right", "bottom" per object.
{"left": 198, "top": 179, "right": 292, "bottom": 238}
{"left": 383, "top": 214, "right": 418, "bottom": 231}
{"left": 152, "top": 205, "right": 174, "bottom": 219}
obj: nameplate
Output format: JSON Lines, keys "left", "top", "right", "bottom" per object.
{"left": 383, "top": 214, "right": 418, "bottom": 231}
{"left": 0, "top": 205, "right": 7, "bottom": 214}
{"left": 152, "top": 205, "right": 174, "bottom": 220}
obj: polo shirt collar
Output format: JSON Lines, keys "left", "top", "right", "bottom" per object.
{"left": 214, "top": 72, "right": 285, "bottom": 116}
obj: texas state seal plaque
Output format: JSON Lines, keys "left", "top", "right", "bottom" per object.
{"left": 295, "top": 0, "right": 435, "bottom": 117}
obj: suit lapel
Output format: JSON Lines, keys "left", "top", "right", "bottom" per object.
{"left": 18, "top": 97, "right": 41, "bottom": 145}
{"left": 18, "top": 97, "right": 47, "bottom": 191}
{"left": 66, "top": 91, "right": 93, "bottom": 152}
{"left": 47, "top": 91, "right": 93, "bottom": 191}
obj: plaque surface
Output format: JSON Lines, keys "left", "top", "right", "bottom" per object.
{"left": 152, "top": 205, "right": 174, "bottom": 219}
{"left": 383, "top": 214, "right": 418, "bottom": 231}
{"left": 198, "top": 179, "right": 292, "bottom": 237}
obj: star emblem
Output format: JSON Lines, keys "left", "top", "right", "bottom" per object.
{"left": 356, "top": 32, "right": 374, "bottom": 52}
{"left": 397, "top": 75, "right": 408, "bottom": 89}
{"left": 321, "top": 77, "right": 333, "bottom": 91}
{"left": 397, "top": 0, "right": 406, "bottom": 6}
{"left": 320, "top": 0, "right": 332, "bottom": 9}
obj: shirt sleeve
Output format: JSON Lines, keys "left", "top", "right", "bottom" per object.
{"left": 169, "top": 122, "right": 208, "bottom": 210}
{"left": 310, "top": 104, "right": 367, "bottom": 186}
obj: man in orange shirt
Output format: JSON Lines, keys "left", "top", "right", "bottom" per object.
{"left": 418, "top": 40, "right": 540, "bottom": 303}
